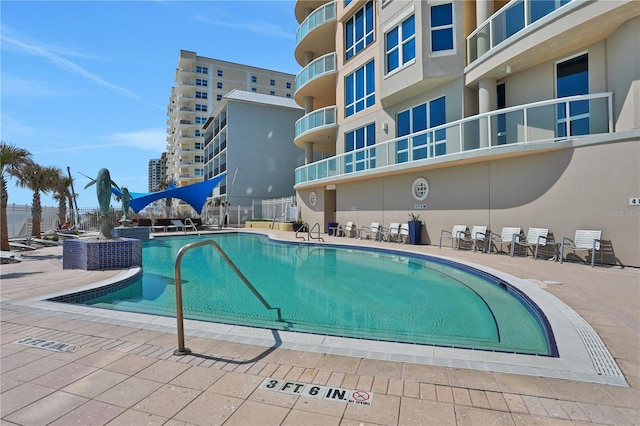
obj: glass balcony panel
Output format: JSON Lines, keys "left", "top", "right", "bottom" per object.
{"left": 296, "top": 2, "right": 336, "bottom": 45}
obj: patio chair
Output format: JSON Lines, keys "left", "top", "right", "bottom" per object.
{"left": 337, "top": 221, "right": 357, "bottom": 238}
{"left": 457, "top": 226, "right": 488, "bottom": 252}
{"left": 398, "top": 223, "right": 410, "bottom": 244}
{"left": 171, "top": 220, "right": 187, "bottom": 232}
{"left": 511, "top": 227, "right": 555, "bottom": 259}
{"left": 360, "top": 222, "right": 381, "bottom": 240}
{"left": 439, "top": 225, "right": 467, "bottom": 249}
{"left": 560, "top": 230, "right": 603, "bottom": 267}
{"left": 381, "top": 223, "right": 400, "bottom": 242}
{"left": 487, "top": 227, "right": 521, "bottom": 255}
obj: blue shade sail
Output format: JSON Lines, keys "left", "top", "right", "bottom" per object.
{"left": 111, "top": 173, "right": 227, "bottom": 214}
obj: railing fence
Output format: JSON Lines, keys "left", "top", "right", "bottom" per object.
{"left": 6, "top": 196, "right": 298, "bottom": 238}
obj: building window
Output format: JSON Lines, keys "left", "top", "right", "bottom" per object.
{"left": 195, "top": 91, "right": 207, "bottom": 99}
{"left": 195, "top": 116, "right": 207, "bottom": 124}
{"left": 345, "top": 60, "right": 375, "bottom": 117}
{"left": 270, "top": 90, "right": 275, "bottom": 95}
{"left": 345, "top": 0, "right": 352, "bottom": 5}
{"left": 252, "top": 76, "right": 257, "bottom": 83}
{"left": 217, "top": 82, "right": 223, "bottom": 89}
{"left": 345, "top": 0, "right": 374, "bottom": 60}
{"left": 217, "top": 69, "right": 223, "bottom": 76}
{"left": 286, "top": 94, "right": 291, "bottom": 98}
{"left": 286, "top": 82, "right": 291, "bottom": 89}
{"left": 345, "top": 123, "right": 375, "bottom": 173}
{"left": 251, "top": 87, "right": 257, "bottom": 92}
{"left": 556, "top": 53, "right": 589, "bottom": 137}
{"left": 195, "top": 130, "right": 202, "bottom": 137}
{"left": 195, "top": 155, "right": 204, "bottom": 163}
{"left": 385, "top": 14, "right": 415, "bottom": 74}
{"left": 216, "top": 94, "right": 222, "bottom": 101}
{"left": 196, "top": 66, "right": 208, "bottom": 74}
{"left": 270, "top": 79, "right": 276, "bottom": 86}
{"left": 396, "top": 96, "right": 446, "bottom": 162}
{"left": 195, "top": 104, "right": 207, "bottom": 112}
{"left": 196, "top": 78, "right": 207, "bottom": 86}
{"left": 430, "top": 3, "right": 454, "bottom": 53}
{"left": 195, "top": 169, "right": 204, "bottom": 176}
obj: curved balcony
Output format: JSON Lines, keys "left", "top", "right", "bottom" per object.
{"left": 295, "top": 53, "right": 337, "bottom": 108}
{"left": 295, "top": 0, "right": 328, "bottom": 24}
{"left": 294, "top": 106, "right": 337, "bottom": 153}
{"left": 295, "top": 93, "right": 614, "bottom": 186}
{"left": 295, "top": 2, "right": 336, "bottom": 66}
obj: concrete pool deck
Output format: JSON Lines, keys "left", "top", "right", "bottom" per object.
{"left": 1, "top": 229, "right": 638, "bottom": 425}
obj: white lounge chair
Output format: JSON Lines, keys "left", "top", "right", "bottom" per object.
{"left": 398, "top": 223, "right": 410, "bottom": 244}
{"left": 439, "top": 225, "right": 467, "bottom": 249}
{"left": 457, "top": 225, "right": 488, "bottom": 252}
{"left": 381, "top": 223, "right": 400, "bottom": 242}
{"left": 359, "top": 222, "right": 381, "bottom": 240}
{"left": 337, "top": 221, "right": 357, "bottom": 238}
{"left": 560, "top": 230, "right": 603, "bottom": 267}
{"left": 487, "top": 227, "right": 521, "bottom": 255}
{"left": 171, "top": 220, "right": 187, "bottom": 232}
{"left": 511, "top": 227, "right": 555, "bottom": 258}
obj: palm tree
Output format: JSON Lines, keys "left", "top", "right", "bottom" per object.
{"left": 154, "top": 180, "right": 174, "bottom": 217}
{"left": 52, "top": 172, "right": 74, "bottom": 228}
{"left": 17, "top": 163, "right": 61, "bottom": 237}
{"left": 1, "top": 142, "right": 33, "bottom": 251}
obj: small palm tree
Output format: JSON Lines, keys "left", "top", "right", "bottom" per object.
{"left": 154, "top": 180, "right": 174, "bottom": 217}
{"left": 52, "top": 172, "right": 74, "bottom": 228}
{"left": 1, "top": 142, "right": 33, "bottom": 251}
{"left": 17, "top": 163, "right": 61, "bottom": 237}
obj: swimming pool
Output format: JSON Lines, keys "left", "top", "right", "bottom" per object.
{"left": 52, "top": 233, "right": 557, "bottom": 356}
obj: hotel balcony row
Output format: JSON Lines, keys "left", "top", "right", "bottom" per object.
{"left": 295, "top": 93, "right": 615, "bottom": 186}
{"left": 466, "top": 0, "right": 638, "bottom": 86}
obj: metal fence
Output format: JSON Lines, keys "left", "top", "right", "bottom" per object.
{"left": 6, "top": 196, "right": 297, "bottom": 238}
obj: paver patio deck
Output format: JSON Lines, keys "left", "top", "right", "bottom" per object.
{"left": 1, "top": 229, "right": 638, "bottom": 425}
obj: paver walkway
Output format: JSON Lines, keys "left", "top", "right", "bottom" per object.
{"left": 1, "top": 229, "right": 638, "bottom": 425}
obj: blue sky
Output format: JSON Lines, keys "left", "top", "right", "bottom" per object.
{"left": 1, "top": 0, "right": 299, "bottom": 207}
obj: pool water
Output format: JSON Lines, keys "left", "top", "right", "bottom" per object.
{"left": 58, "top": 233, "right": 555, "bottom": 355}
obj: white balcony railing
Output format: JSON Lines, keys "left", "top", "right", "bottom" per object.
{"left": 295, "top": 93, "right": 613, "bottom": 185}
{"left": 296, "top": 2, "right": 336, "bottom": 45}
{"left": 296, "top": 53, "right": 336, "bottom": 92}
{"left": 467, "top": 0, "right": 574, "bottom": 64}
{"left": 295, "top": 106, "right": 337, "bottom": 139}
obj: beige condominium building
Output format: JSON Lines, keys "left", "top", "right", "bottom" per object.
{"left": 293, "top": 0, "right": 640, "bottom": 267}
{"left": 166, "top": 50, "right": 296, "bottom": 215}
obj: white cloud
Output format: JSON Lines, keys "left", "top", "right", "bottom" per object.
{"left": 106, "top": 128, "right": 167, "bottom": 152}
{"left": 194, "top": 14, "right": 294, "bottom": 39}
{"left": 1, "top": 34, "right": 163, "bottom": 110}
{"left": 1, "top": 75, "right": 72, "bottom": 97}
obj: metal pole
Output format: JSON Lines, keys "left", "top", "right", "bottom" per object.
{"left": 67, "top": 167, "right": 80, "bottom": 226}
{"left": 173, "top": 244, "right": 191, "bottom": 356}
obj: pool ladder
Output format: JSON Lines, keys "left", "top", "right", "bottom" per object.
{"left": 294, "top": 222, "right": 324, "bottom": 242}
{"left": 172, "top": 239, "right": 282, "bottom": 356}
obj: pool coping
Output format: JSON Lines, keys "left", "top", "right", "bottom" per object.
{"left": 7, "top": 232, "right": 627, "bottom": 387}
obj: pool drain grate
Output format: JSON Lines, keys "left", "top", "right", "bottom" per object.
{"left": 562, "top": 306, "right": 624, "bottom": 379}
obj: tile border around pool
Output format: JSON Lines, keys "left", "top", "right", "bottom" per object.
{"left": 9, "top": 233, "right": 627, "bottom": 387}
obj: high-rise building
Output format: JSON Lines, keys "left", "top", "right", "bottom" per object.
{"left": 166, "top": 50, "right": 296, "bottom": 214}
{"left": 292, "top": 0, "right": 639, "bottom": 266}
{"left": 148, "top": 158, "right": 162, "bottom": 192}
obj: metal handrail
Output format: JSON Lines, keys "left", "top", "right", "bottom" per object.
{"left": 173, "top": 239, "right": 283, "bottom": 355}
{"left": 184, "top": 218, "right": 199, "bottom": 236}
{"left": 295, "top": 223, "right": 309, "bottom": 241}
{"left": 309, "top": 223, "right": 325, "bottom": 242}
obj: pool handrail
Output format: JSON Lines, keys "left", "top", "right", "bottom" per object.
{"left": 308, "top": 223, "right": 325, "bottom": 242}
{"left": 173, "top": 239, "right": 283, "bottom": 356}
